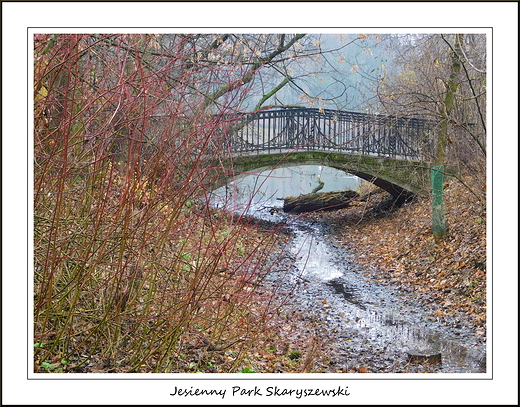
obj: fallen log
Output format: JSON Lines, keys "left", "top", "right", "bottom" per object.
{"left": 282, "top": 190, "right": 359, "bottom": 213}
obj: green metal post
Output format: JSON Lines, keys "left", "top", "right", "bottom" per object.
{"left": 431, "top": 165, "right": 447, "bottom": 241}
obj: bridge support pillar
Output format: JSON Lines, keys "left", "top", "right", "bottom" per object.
{"left": 348, "top": 170, "right": 416, "bottom": 206}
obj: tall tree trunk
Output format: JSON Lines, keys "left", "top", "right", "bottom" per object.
{"left": 432, "top": 34, "right": 462, "bottom": 242}
{"left": 436, "top": 34, "right": 463, "bottom": 166}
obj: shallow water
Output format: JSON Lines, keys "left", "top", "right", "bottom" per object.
{"left": 211, "top": 165, "right": 364, "bottom": 218}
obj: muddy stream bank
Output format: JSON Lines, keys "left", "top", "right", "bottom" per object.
{"left": 260, "top": 216, "right": 486, "bottom": 373}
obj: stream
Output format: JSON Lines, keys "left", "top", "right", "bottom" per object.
{"left": 211, "top": 165, "right": 487, "bottom": 373}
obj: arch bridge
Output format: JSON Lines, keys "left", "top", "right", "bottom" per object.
{"left": 217, "top": 108, "right": 436, "bottom": 203}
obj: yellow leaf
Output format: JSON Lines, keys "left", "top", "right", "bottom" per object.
{"left": 35, "top": 85, "right": 48, "bottom": 103}
{"left": 38, "top": 86, "right": 48, "bottom": 97}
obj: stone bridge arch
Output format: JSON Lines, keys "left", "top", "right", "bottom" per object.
{"left": 217, "top": 151, "right": 431, "bottom": 205}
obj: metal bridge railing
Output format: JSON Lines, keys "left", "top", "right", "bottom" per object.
{"left": 221, "top": 108, "right": 434, "bottom": 160}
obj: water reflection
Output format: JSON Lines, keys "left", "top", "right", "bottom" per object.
{"left": 291, "top": 227, "right": 343, "bottom": 281}
{"left": 211, "top": 165, "right": 364, "bottom": 219}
